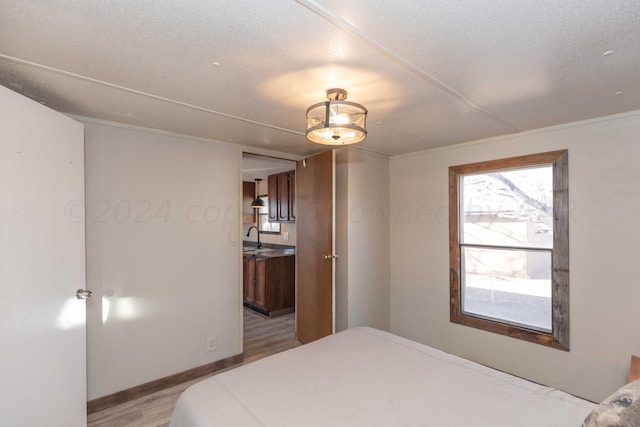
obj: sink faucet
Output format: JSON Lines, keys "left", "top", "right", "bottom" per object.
{"left": 246, "top": 226, "right": 262, "bottom": 249}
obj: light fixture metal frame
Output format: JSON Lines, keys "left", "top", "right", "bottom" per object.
{"left": 305, "top": 89, "right": 368, "bottom": 145}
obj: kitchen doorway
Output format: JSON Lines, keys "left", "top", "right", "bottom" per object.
{"left": 241, "top": 153, "right": 299, "bottom": 357}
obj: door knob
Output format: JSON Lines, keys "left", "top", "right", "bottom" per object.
{"left": 323, "top": 254, "right": 339, "bottom": 260}
{"left": 75, "top": 289, "right": 92, "bottom": 300}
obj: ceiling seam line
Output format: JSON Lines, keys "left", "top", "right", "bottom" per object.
{"left": 293, "top": 0, "right": 521, "bottom": 133}
{"left": 0, "top": 53, "right": 305, "bottom": 136}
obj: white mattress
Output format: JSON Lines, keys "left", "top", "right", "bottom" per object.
{"left": 170, "top": 327, "right": 595, "bottom": 427}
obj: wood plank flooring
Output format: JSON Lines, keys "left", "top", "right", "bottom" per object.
{"left": 87, "top": 308, "right": 300, "bottom": 427}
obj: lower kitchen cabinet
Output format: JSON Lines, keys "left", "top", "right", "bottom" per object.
{"left": 243, "top": 254, "right": 295, "bottom": 316}
{"left": 243, "top": 255, "right": 256, "bottom": 305}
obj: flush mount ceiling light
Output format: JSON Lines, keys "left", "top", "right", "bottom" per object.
{"left": 306, "top": 88, "right": 368, "bottom": 145}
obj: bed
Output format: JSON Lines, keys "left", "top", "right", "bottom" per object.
{"left": 170, "top": 327, "right": 597, "bottom": 427}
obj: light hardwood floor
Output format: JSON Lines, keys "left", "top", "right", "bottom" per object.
{"left": 87, "top": 308, "right": 300, "bottom": 427}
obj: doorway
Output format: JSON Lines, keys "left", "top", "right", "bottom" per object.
{"left": 241, "top": 153, "right": 299, "bottom": 356}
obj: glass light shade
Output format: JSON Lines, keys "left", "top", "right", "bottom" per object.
{"left": 306, "top": 100, "right": 367, "bottom": 145}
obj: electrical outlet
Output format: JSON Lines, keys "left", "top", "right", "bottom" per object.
{"left": 206, "top": 336, "right": 217, "bottom": 352}
{"left": 283, "top": 231, "right": 289, "bottom": 241}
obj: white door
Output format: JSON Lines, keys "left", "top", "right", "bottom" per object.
{"left": 0, "top": 86, "right": 87, "bottom": 426}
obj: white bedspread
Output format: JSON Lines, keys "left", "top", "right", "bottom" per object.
{"left": 170, "top": 327, "right": 595, "bottom": 427}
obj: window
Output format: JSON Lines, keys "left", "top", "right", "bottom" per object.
{"left": 256, "top": 195, "right": 280, "bottom": 234}
{"left": 449, "top": 150, "right": 569, "bottom": 350}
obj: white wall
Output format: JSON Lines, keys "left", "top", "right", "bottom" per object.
{"left": 84, "top": 121, "right": 242, "bottom": 399}
{"left": 335, "top": 148, "right": 390, "bottom": 332}
{"left": 390, "top": 111, "right": 640, "bottom": 402}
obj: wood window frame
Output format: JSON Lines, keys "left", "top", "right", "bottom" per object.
{"left": 449, "top": 150, "right": 569, "bottom": 351}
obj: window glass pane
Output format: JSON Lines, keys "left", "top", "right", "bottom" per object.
{"left": 461, "top": 166, "right": 553, "bottom": 248}
{"left": 258, "top": 196, "right": 269, "bottom": 215}
{"left": 258, "top": 213, "right": 280, "bottom": 233}
{"left": 461, "top": 246, "right": 551, "bottom": 332}
{"left": 257, "top": 196, "right": 280, "bottom": 233}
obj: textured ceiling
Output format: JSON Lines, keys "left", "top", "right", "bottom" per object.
{"left": 1, "top": 0, "right": 639, "bottom": 157}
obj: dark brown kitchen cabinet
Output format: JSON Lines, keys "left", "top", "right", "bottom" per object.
{"left": 242, "top": 181, "right": 256, "bottom": 224}
{"left": 243, "top": 254, "right": 295, "bottom": 316}
{"left": 277, "top": 173, "right": 289, "bottom": 221}
{"left": 243, "top": 255, "right": 256, "bottom": 304}
{"left": 267, "top": 170, "right": 295, "bottom": 222}
{"left": 254, "top": 258, "right": 267, "bottom": 310}
{"left": 288, "top": 171, "right": 296, "bottom": 221}
{"left": 267, "top": 174, "right": 278, "bottom": 222}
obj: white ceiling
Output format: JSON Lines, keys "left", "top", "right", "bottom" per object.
{"left": 1, "top": 1, "right": 639, "bottom": 157}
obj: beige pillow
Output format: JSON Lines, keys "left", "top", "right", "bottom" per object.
{"left": 582, "top": 379, "right": 640, "bottom": 427}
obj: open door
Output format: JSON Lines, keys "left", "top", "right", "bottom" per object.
{"left": 295, "top": 150, "right": 334, "bottom": 343}
{"left": 0, "top": 86, "right": 87, "bottom": 425}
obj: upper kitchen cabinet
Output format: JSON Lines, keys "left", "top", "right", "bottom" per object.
{"left": 268, "top": 170, "right": 296, "bottom": 223}
{"left": 288, "top": 171, "right": 296, "bottom": 222}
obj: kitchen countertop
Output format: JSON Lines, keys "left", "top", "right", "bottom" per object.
{"left": 242, "top": 247, "right": 295, "bottom": 257}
